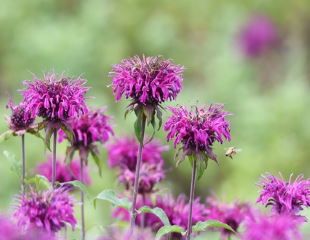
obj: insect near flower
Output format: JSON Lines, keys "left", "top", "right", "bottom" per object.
{"left": 225, "top": 147, "right": 242, "bottom": 159}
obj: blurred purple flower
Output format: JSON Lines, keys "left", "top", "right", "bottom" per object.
{"left": 110, "top": 55, "right": 183, "bottom": 105}
{"left": 0, "top": 215, "right": 56, "bottom": 240}
{"left": 239, "top": 15, "right": 279, "bottom": 58}
{"left": 107, "top": 137, "right": 168, "bottom": 170}
{"left": 257, "top": 174, "right": 310, "bottom": 217}
{"left": 98, "top": 227, "right": 154, "bottom": 240}
{"left": 22, "top": 72, "right": 88, "bottom": 123}
{"left": 59, "top": 109, "right": 113, "bottom": 148}
{"left": 164, "top": 104, "right": 231, "bottom": 160}
{"left": 14, "top": 187, "right": 76, "bottom": 233}
{"left": 242, "top": 212, "right": 302, "bottom": 240}
{"left": 205, "top": 198, "right": 251, "bottom": 237}
{"left": 36, "top": 156, "right": 91, "bottom": 185}
{"left": 6, "top": 101, "right": 35, "bottom": 134}
{"left": 119, "top": 162, "right": 165, "bottom": 193}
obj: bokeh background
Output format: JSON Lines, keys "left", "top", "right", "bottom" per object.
{"left": 0, "top": 0, "right": 310, "bottom": 238}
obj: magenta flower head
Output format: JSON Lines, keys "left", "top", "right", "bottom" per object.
{"left": 110, "top": 55, "right": 184, "bottom": 137}
{"left": 110, "top": 55, "right": 183, "bottom": 106}
{"left": 164, "top": 104, "right": 231, "bottom": 177}
{"left": 6, "top": 100, "right": 35, "bottom": 134}
{"left": 0, "top": 215, "right": 56, "bottom": 240}
{"left": 107, "top": 137, "right": 168, "bottom": 170}
{"left": 59, "top": 109, "right": 113, "bottom": 174}
{"left": 14, "top": 187, "right": 76, "bottom": 233}
{"left": 119, "top": 161, "right": 165, "bottom": 193}
{"left": 238, "top": 15, "right": 279, "bottom": 58}
{"left": 257, "top": 174, "right": 310, "bottom": 217}
{"left": 22, "top": 72, "right": 88, "bottom": 124}
{"left": 206, "top": 198, "right": 250, "bottom": 237}
{"left": 36, "top": 156, "right": 91, "bottom": 185}
{"left": 242, "top": 212, "right": 303, "bottom": 240}
{"left": 98, "top": 227, "right": 154, "bottom": 240}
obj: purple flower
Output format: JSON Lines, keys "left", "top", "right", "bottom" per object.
{"left": 0, "top": 215, "right": 56, "bottom": 240}
{"left": 36, "top": 156, "right": 91, "bottom": 185}
{"left": 98, "top": 227, "right": 154, "bottom": 240}
{"left": 164, "top": 104, "right": 231, "bottom": 160}
{"left": 14, "top": 187, "right": 76, "bottom": 232}
{"left": 114, "top": 194, "right": 207, "bottom": 234}
{"left": 257, "top": 174, "right": 310, "bottom": 217}
{"left": 6, "top": 101, "right": 35, "bottom": 134}
{"left": 22, "top": 72, "right": 88, "bottom": 123}
{"left": 119, "top": 162, "right": 165, "bottom": 193}
{"left": 110, "top": 55, "right": 183, "bottom": 105}
{"left": 59, "top": 109, "right": 113, "bottom": 148}
{"left": 242, "top": 212, "right": 302, "bottom": 240}
{"left": 205, "top": 198, "right": 251, "bottom": 237}
{"left": 107, "top": 137, "right": 168, "bottom": 170}
{"left": 107, "top": 137, "right": 167, "bottom": 193}
{"left": 239, "top": 15, "right": 279, "bottom": 58}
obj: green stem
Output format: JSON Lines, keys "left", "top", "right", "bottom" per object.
{"left": 80, "top": 157, "right": 86, "bottom": 240}
{"left": 130, "top": 114, "right": 146, "bottom": 231}
{"left": 186, "top": 157, "right": 197, "bottom": 240}
{"left": 21, "top": 134, "right": 25, "bottom": 194}
{"left": 52, "top": 129, "right": 57, "bottom": 188}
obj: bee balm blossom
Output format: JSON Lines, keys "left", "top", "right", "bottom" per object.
{"left": 6, "top": 101, "right": 35, "bottom": 134}
{"left": 22, "top": 73, "right": 88, "bottom": 124}
{"left": 242, "top": 213, "right": 302, "bottom": 240}
{"left": 206, "top": 198, "right": 250, "bottom": 237}
{"left": 239, "top": 15, "right": 279, "bottom": 58}
{"left": 36, "top": 157, "right": 91, "bottom": 185}
{"left": 14, "top": 187, "right": 76, "bottom": 232}
{"left": 59, "top": 109, "right": 113, "bottom": 149}
{"left": 110, "top": 55, "right": 183, "bottom": 106}
{"left": 257, "top": 174, "right": 310, "bottom": 217}
{"left": 164, "top": 104, "right": 231, "bottom": 160}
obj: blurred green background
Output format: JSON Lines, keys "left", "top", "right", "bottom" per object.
{"left": 0, "top": 0, "right": 310, "bottom": 238}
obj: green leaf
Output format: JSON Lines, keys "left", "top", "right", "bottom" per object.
{"left": 90, "top": 149, "right": 103, "bottom": 176}
{"left": 60, "top": 123, "right": 74, "bottom": 144}
{"left": 65, "top": 146, "right": 76, "bottom": 163}
{"left": 0, "top": 130, "right": 13, "bottom": 143}
{"left": 137, "top": 206, "right": 170, "bottom": 226}
{"left": 93, "top": 189, "right": 131, "bottom": 209}
{"left": 27, "top": 128, "right": 45, "bottom": 142}
{"left": 155, "top": 225, "right": 184, "bottom": 240}
{"left": 61, "top": 180, "right": 90, "bottom": 199}
{"left": 25, "top": 174, "right": 51, "bottom": 190}
{"left": 175, "top": 148, "right": 186, "bottom": 167}
{"left": 45, "top": 127, "right": 53, "bottom": 151}
{"left": 143, "top": 105, "right": 155, "bottom": 125}
{"left": 134, "top": 117, "right": 143, "bottom": 143}
{"left": 192, "top": 220, "right": 235, "bottom": 233}
{"left": 156, "top": 107, "right": 163, "bottom": 131}
{"left": 3, "top": 150, "right": 21, "bottom": 177}
{"left": 196, "top": 154, "right": 208, "bottom": 180}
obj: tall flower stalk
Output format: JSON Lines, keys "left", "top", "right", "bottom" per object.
{"left": 59, "top": 109, "right": 113, "bottom": 240}
{"left": 110, "top": 55, "right": 183, "bottom": 230}
{"left": 1, "top": 101, "right": 36, "bottom": 193}
{"left": 164, "top": 104, "right": 231, "bottom": 239}
{"left": 21, "top": 72, "right": 88, "bottom": 190}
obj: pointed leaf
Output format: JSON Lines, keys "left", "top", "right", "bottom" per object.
{"left": 196, "top": 154, "right": 208, "bottom": 180}
{"left": 0, "top": 130, "right": 13, "bottom": 143}
{"left": 137, "top": 206, "right": 170, "bottom": 226}
{"left": 25, "top": 174, "right": 51, "bottom": 190}
{"left": 93, "top": 189, "right": 131, "bottom": 209}
{"left": 156, "top": 107, "right": 163, "bottom": 131}
{"left": 134, "top": 116, "right": 143, "bottom": 143}
{"left": 155, "top": 225, "right": 185, "bottom": 240}
{"left": 45, "top": 127, "right": 53, "bottom": 151}
{"left": 61, "top": 180, "right": 90, "bottom": 199}
{"left": 90, "top": 149, "right": 103, "bottom": 176}
{"left": 192, "top": 220, "right": 235, "bottom": 233}
{"left": 60, "top": 123, "right": 74, "bottom": 144}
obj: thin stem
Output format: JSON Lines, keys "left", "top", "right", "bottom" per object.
{"left": 21, "top": 134, "right": 25, "bottom": 194}
{"left": 80, "top": 157, "right": 86, "bottom": 240}
{"left": 186, "top": 157, "right": 197, "bottom": 240}
{"left": 130, "top": 115, "right": 146, "bottom": 231}
{"left": 52, "top": 129, "right": 57, "bottom": 188}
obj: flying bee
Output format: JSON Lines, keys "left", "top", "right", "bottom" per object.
{"left": 225, "top": 147, "right": 241, "bottom": 159}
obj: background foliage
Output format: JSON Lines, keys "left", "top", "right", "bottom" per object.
{"left": 0, "top": 0, "right": 310, "bottom": 238}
